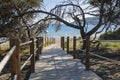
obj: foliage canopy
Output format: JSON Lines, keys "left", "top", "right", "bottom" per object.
{"left": 100, "top": 28, "right": 120, "bottom": 40}
{"left": 0, "top": 0, "right": 43, "bottom": 38}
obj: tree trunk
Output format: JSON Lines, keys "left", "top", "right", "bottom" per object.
{"left": 80, "top": 28, "right": 86, "bottom": 50}
{"left": 82, "top": 38, "right": 86, "bottom": 50}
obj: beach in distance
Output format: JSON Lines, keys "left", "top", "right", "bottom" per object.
{"left": 47, "top": 24, "right": 96, "bottom": 39}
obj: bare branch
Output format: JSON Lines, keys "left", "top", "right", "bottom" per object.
{"left": 93, "top": 26, "right": 106, "bottom": 40}
{"left": 50, "top": 3, "right": 86, "bottom": 28}
{"left": 20, "top": 10, "right": 80, "bottom": 29}
{"left": 87, "top": 1, "right": 105, "bottom": 36}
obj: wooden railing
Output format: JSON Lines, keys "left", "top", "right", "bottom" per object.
{"left": 89, "top": 40, "right": 120, "bottom": 65}
{"left": 0, "top": 37, "right": 55, "bottom": 80}
{"left": 60, "top": 36, "right": 120, "bottom": 70}
{"left": 44, "top": 37, "right": 55, "bottom": 47}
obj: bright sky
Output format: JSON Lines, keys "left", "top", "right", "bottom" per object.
{"left": 34, "top": 0, "right": 66, "bottom": 23}
{"left": 43, "top": 0, "right": 67, "bottom": 11}
{"left": 43, "top": 0, "right": 94, "bottom": 17}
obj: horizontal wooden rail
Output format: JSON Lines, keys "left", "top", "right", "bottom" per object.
{"left": 34, "top": 48, "right": 38, "bottom": 53}
{"left": 79, "top": 49, "right": 86, "bottom": 53}
{"left": 38, "top": 43, "right": 43, "bottom": 48}
{"left": 20, "top": 41, "right": 32, "bottom": 46}
{"left": 20, "top": 54, "right": 33, "bottom": 70}
{"left": 0, "top": 36, "right": 55, "bottom": 80}
{"left": 61, "top": 36, "right": 120, "bottom": 72}
{"left": 90, "top": 52, "right": 120, "bottom": 65}
{"left": 0, "top": 46, "right": 16, "bottom": 73}
{"left": 78, "top": 40, "right": 120, "bottom": 42}
{"left": 13, "top": 75, "right": 17, "bottom": 80}
{"left": 34, "top": 43, "right": 42, "bottom": 53}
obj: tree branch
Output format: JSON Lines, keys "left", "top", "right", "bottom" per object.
{"left": 20, "top": 10, "right": 80, "bottom": 29}
{"left": 87, "top": 1, "right": 105, "bottom": 36}
{"left": 50, "top": 3, "right": 86, "bottom": 28}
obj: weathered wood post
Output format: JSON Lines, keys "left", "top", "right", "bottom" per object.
{"left": 50, "top": 37, "right": 52, "bottom": 45}
{"left": 44, "top": 36, "right": 46, "bottom": 47}
{"left": 73, "top": 36, "right": 76, "bottom": 59}
{"left": 52, "top": 37, "right": 53, "bottom": 44}
{"left": 60, "top": 37, "right": 62, "bottom": 48}
{"left": 43, "top": 37, "right": 45, "bottom": 47}
{"left": 51, "top": 37, "right": 52, "bottom": 44}
{"left": 39, "top": 37, "right": 43, "bottom": 55}
{"left": 42, "top": 37, "right": 44, "bottom": 49}
{"left": 30, "top": 38, "right": 35, "bottom": 73}
{"left": 36, "top": 37, "right": 40, "bottom": 60}
{"left": 53, "top": 38, "right": 55, "bottom": 44}
{"left": 52, "top": 38, "right": 54, "bottom": 44}
{"left": 67, "top": 37, "right": 69, "bottom": 54}
{"left": 61, "top": 37, "right": 64, "bottom": 50}
{"left": 47, "top": 37, "right": 49, "bottom": 46}
{"left": 63, "top": 37, "right": 65, "bottom": 50}
{"left": 10, "top": 38, "right": 21, "bottom": 80}
{"left": 85, "top": 36, "right": 90, "bottom": 70}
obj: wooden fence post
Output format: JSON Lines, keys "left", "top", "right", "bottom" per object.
{"left": 30, "top": 38, "right": 35, "bottom": 73}
{"left": 43, "top": 37, "right": 45, "bottom": 47}
{"left": 61, "top": 37, "right": 63, "bottom": 48}
{"left": 67, "top": 37, "right": 69, "bottom": 54}
{"left": 53, "top": 38, "right": 55, "bottom": 44}
{"left": 52, "top": 37, "right": 54, "bottom": 44}
{"left": 85, "top": 36, "right": 90, "bottom": 70}
{"left": 44, "top": 36, "right": 46, "bottom": 47}
{"left": 73, "top": 36, "right": 76, "bottom": 59}
{"left": 41, "top": 37, "right": 44, "bottom": 49}
{"left": 47, "top": 37, "right": 49, "bottom": 46}
{"left": 39, "top": 37, "right": 43, "bottom": 55}
{"left": 52, "top": 38, "right": 54, "bottom": 44}
{"left": 61, "top": 37, "right": 64, "bottom": 50}
{"left": 10, "top": 38, "right": 21, "bottom": 80}
{"left": 50, "top": 37, "right": 52, "bottom": 44}
{"left": 36, "top": 37, "right": 40, "bottom": 60}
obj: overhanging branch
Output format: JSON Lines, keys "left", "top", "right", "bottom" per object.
{"left": 20, "top": 10, "right": 80, "bottom": 29}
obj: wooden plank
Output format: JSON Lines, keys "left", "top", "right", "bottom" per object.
{"left": 90, "top": 53, "right": 120, "bottom": 65}
{"left": 20, "top": 54, "right": 33, "bottom": 71}
{"left": 29, "top": 44, "right": 102, "bottom": 80}
{"left": 20, "top": 40, "right": 32, "bottom": 46}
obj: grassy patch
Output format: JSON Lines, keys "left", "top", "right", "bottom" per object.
{"left": 100, "top": 42, "right": 120, "bottom": 50}
{"left": 20, "top": 46, "right": 29, "bottom": 54}
{"left": 64, "top": 39, "right": 120, "bottom": 51}
{"left": 0, "top": 42, "right": 10, "bottom": 53}
{"left": 64, "top": 39, "right": 82, "bottom": 51}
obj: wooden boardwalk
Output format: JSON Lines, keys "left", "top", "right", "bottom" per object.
{"left": 29, "top": 44, "right": 102, "bottom": 80}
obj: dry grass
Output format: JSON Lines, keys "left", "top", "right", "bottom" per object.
{"left": 64, "top": 39, "right": 120, "bottom": 51}
{"left": 0, "top": 42, "right": 9, "bottom": 52}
